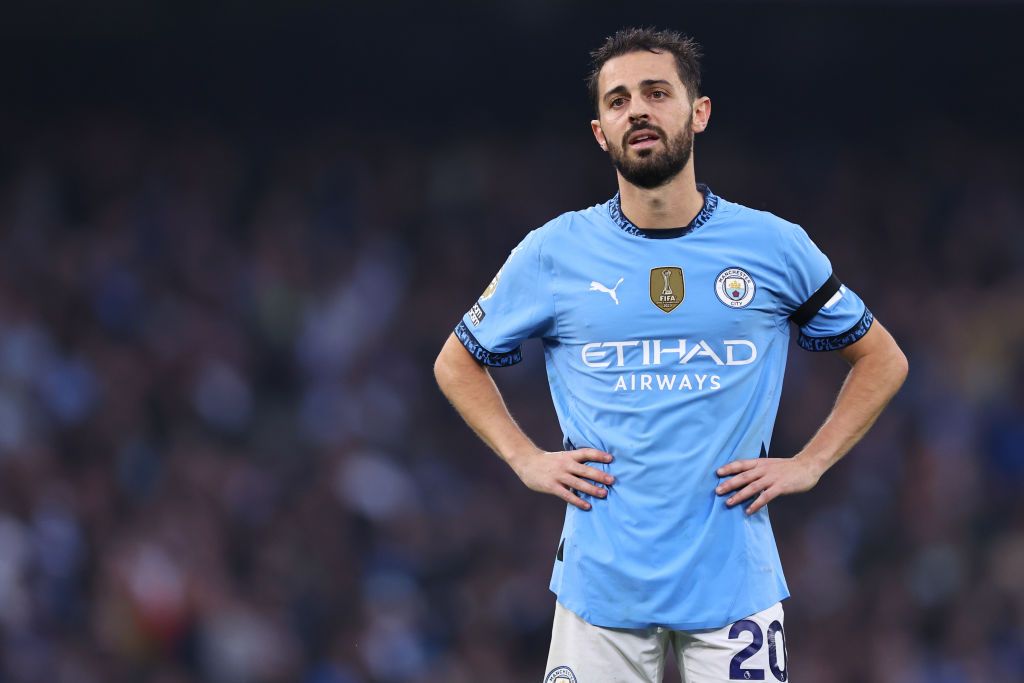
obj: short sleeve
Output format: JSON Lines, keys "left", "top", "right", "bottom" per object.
{"left": 454, "top": 229, "right": 555, "bottom": 367}
{"left": 780, "top": 224, "right": 874, "bottom": 352}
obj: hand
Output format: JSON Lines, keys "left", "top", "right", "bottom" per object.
{"left": 715, "top": 457, "right": 824, "bottom": 515}
{"left": 510, "top": 448, "right": 615, "bottom": 511}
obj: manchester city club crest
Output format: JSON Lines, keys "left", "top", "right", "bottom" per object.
{"left": 545, "top": 665, "right": 578, "bottom": 683}
{"left": 650, "top": 266, "right": 685, "bottom": 312}
{"left": 715, "top": 267, "right": 756, "bottom": 308}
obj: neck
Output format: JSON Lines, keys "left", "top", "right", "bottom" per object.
{"left": 616, "top": 160, "right": 703, "bottom": 229}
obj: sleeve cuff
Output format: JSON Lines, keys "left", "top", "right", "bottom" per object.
{"left": 797, "top": 309, "right": 874, "bottom": 352}
{"left": 454, "top": 321, "right": 523, "bottom": 367}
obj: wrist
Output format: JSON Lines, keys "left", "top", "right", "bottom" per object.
{"left": 505, "top": 444, "right": 543, "bottom": 473}
{"left": 793, "top": 451, "right": 830, "bottom": 480}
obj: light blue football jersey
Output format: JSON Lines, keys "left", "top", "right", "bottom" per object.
{"left": 455, "top": 185, "right": 873, "bottom": 630}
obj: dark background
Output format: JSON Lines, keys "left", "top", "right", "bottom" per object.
{"left": 0, "top": 2, "right": 1021, "bottom": 682}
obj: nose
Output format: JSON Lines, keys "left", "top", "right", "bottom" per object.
{"left": 628, "top": 98, "right": 650, "bottom": 122}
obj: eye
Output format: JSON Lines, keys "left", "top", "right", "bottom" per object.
{"left": 609, "top": 97, "right": 626, "bottom": 108}
{"left": 650, "top": 90, "right": 668, "bottom": 100}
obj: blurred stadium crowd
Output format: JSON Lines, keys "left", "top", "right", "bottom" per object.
{"left": 0, "top": 108, "right": 1020, "bottom": 683}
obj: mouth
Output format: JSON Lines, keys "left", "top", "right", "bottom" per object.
{"left": 627, "top": 129, "right": 661, "bottom": 150}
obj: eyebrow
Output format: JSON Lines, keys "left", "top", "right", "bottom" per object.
{"left": 602, "top": 79, "right": 674, "bottom": 101}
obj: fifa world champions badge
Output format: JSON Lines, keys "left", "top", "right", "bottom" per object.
{"left": 715, "top": 267, "right": 756, "bottom": 308}
{"left": 649, "top": 266, "right": 685, "bottom": 312}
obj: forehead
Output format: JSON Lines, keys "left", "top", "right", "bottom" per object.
{"left": 598, "top": 50, "right": 685, "bottom": 96}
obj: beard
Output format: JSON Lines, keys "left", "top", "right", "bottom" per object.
{"left": 607, "top": 122, "right": 694, "bottom": 190}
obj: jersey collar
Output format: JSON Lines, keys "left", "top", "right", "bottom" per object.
{"left": 608, "top": 183, "right": 718, "bottom": 239}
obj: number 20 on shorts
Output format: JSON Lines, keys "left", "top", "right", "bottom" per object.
{"left": 728, "top": 618, "right": 787, "bottom": 681}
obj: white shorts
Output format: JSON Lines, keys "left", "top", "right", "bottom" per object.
{"left": 543, "top": 601, "right": 789, "bottom": 683}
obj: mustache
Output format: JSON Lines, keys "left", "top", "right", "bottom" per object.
{"left": 622, "top": 123, "right": 666, "bottom": 147}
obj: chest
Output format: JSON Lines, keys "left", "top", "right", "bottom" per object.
{"left": 548, "top": 236, "right": 783, "bottom": 344}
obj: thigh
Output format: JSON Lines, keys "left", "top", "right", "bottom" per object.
{"left": 544, "top": 602, "right": 669, "bottom": 683}
{"left": 673, "top": 602, "right": 789, "bottom": 683}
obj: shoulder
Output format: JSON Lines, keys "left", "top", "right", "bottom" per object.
{"left": 715, "top": 196, "right": 803, "bottom": 239}
{"left": 527, "top": 201, "right": 613, "bottom": 252}
{"left": 540, "top": 201, "right": 611, "bottom": 234}
{"left": 708, "top": 197, "right": 811, "bottom": 261}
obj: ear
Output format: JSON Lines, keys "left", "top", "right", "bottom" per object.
{"left": 591, "top": 119, "right": 608, "bottom": 152}
{"left": 691, "top": 96, "right": 711, "bottom": 133}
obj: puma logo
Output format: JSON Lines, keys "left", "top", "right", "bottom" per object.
{"left": 589, "top": 277, "right": 624, "bottom": 305}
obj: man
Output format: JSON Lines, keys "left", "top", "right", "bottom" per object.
{"left": 434, "top": 27, "right": 907, "bottom": 683}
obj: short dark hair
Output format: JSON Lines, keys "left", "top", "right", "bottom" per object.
{"left": 587, "top": 27, "right": 703, "bottom": 113}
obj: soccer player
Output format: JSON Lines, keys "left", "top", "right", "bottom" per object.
{"left": 433, "top": 27, "right": 908, "bottom": 683}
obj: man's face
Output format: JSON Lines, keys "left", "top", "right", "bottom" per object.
{"left": 591, "top": 50, "right": 705, "bottom": 189}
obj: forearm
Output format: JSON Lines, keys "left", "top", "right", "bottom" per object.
{"left": 433, "top": 334, "right": 541, "bottom": 467}
{"left": 717, "top": 321, "right": 908, "bottom": 514}
{"left": 794, "top": 323, "right": 908, "bottom": 475}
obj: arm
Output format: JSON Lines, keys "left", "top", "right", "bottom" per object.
{"left": 715, "top": 320, "right": 908, "bottom": 514}
{"left": 434, "top": 333, "right": 615, "bottom": 510}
